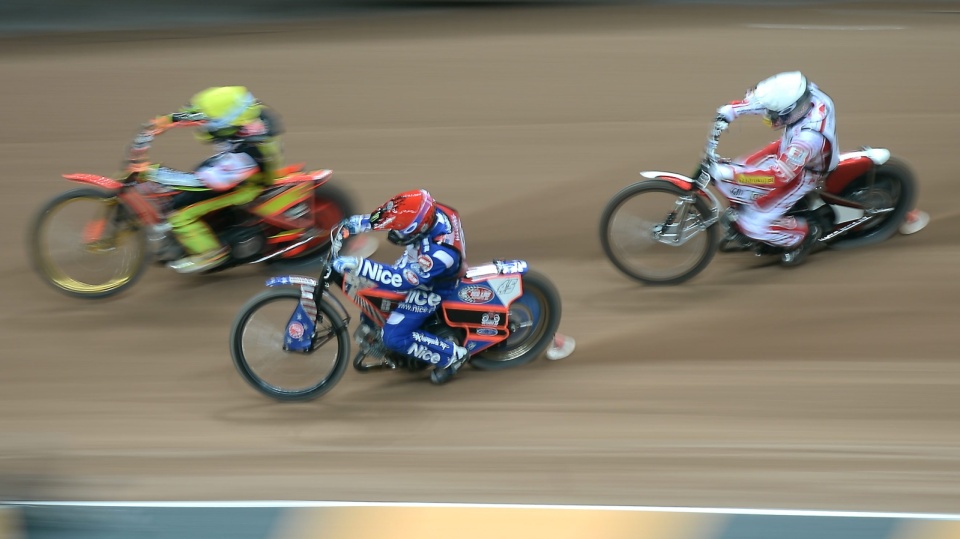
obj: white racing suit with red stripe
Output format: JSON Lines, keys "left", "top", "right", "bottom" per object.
{"left": 712, "top": 83, "right": 839, "bottom": 247}
{"left": 352, "top": 205, "right": 467, "bottom": 368}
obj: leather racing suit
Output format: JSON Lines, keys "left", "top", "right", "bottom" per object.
{"left": 712, "top": 83, "right": 839, "bottom": 247}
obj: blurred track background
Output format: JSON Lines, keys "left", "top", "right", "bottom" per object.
{"left": 1, "top": 0, "right": 959, "bottom": 514}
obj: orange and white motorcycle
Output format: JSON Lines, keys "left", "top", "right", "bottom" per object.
{"left": 29, "top": 118, "right": 356, "bottom": 299}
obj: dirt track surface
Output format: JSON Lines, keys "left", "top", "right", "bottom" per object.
{"left": 2, "top": 3, "right": 959, "bottom": 513}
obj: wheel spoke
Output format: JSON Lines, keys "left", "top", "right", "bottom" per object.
{"left": 601, "top": 183, "right": 717, "bottom": 284}
{"left": 232, "top": 291, "right": 346, "bottom": 400}
{"left": 33, "top": 192, "right": 145, "bottom": 296}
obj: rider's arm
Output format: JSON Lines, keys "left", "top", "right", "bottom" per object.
{"left": 194, "top": 151, "right": 261, "bottom": 191}
{"left": 143, "top": 150, "right": 260, "bottom": 190}
{"left": 738, "top": 140, "right": 781, "bottom": 165}
{"left": 717, "top": 90, "right": 767, "bottom": 122}
{"left": 345, "top": 214, "right": 374, "bottom": 234}
{"left": 351, "top": 245, "right": 461, "bottom": 292}
{"left": 727, "top": 131, "right": 825, "bottom": 188}
{"left": 126, "top": 113, "right": 202, "bottom": 172}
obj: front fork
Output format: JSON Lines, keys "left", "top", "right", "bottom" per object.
{"left": 83, "top": 197, "right": 129, "bottom": 249}
{"left": 653, "top": 189, "right": 722, "bottom": 246}
{"left": 264, "top": 275, "right": 351, "bottom": 353}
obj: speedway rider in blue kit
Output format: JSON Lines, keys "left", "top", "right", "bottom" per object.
{"left": 332, "top": 189, "right": 469, "bottom": 385}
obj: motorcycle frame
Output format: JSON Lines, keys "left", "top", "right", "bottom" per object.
{"left": 59, "top": 168, "right": 337, "bottom": 262}
{"left": 264, "top": 259, "right": 533, "bottom": 361}
{"left": 639, "top": 148, "right": 891, "bottom": 246}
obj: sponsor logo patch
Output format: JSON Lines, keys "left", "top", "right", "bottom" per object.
{"left": 403, "top": 268, "right": 420, "bottom": 286}
{"left": 785, "top": 146, "right": 808, "bottom": 166}
{"left": 407, "top": 343, "right": 442, "bottom": 364}
{"left": 406, "top": 290, "right": 442, "bottom": 307}
{"left": 418, "top": 254, "right": 434, "bottom": 272}
{"left": 475, "top": 328, "right": 499, "bottom": 337}
{"left": 458, "top": 285, "right": 494, "bottom": 304}
{"left": 737, "top": 175, "right": 775, "bottom": 185}
{"left": 287, "top": 322, "right": 305, "bottom": 339}
{"left": 357, "top": 259, "right": 403, "bottom": 288}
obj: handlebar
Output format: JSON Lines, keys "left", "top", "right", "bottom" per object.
{"left": 123, "top": 114, "right": 210, "bottom": 179}
{"left": 704, "top": 119, "right": 728, "bottom": 164}
{"left": 322, "top": 222, "right": 348, "bottom": 281}
{"left": 696, "top": 119, "right": 728, "bottom": 188}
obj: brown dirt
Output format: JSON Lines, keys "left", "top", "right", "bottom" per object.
{"left": 1, "top": 3, "right": 959, "bottom": 513}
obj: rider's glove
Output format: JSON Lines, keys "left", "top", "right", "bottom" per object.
{"left": 343, "top": 215, "right": 372, "bottom": 235}
{"left": 716, "top": 105, "right": 735, "bottom": 124}
{"left": 332, "top": 256, "right": 361, "bottom": 274}
{"left": 130, "top": 130, "right": 154, "bottom": 152}
{"left": 706, "top": 160, "right": 733, "bottom": 182}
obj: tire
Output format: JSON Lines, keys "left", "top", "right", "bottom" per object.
{"left": 28, "top": 187, "right": 148, "bottom": 299}
{"left": 829, "top": 157, "right": 917, "bottom": 250}
{"left": 470, "top": 270, "right": 562, "bottom": 371}
{"left": 230, "top": 288, "right": 350, "bottom": 401}
{"left": 599, "top": 180, "right": 719, "bottom": 285}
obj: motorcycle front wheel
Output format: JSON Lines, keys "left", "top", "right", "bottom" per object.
{"left": 230, "top": 288, "right": 350, "bottom": 401}
{"left": 599, "top": 180, "right": 718, "bottom": 285}
{"left": 28, "top": 187, "right": 148, "bottom": 299}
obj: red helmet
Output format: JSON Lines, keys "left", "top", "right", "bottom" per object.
{"left": 369, "top": 189, "right": 438, "bottom": 245}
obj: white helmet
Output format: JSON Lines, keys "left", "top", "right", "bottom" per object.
{"left": 753, "top": 71, "right": 812, "bottom": 128}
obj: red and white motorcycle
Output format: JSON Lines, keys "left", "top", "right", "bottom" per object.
{"left": 599, "top": 120, "right": 920, "bottom": 285}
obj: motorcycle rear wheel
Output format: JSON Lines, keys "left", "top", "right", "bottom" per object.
{"left": 284, "top": 180, "right": 358, "bottom": 262}
{"left": 599, "top": 180, "right": 718, "bottom": 285}
{"left": 28, "top": 187, "right": 147, "bottom": 299}
{"left": 230, "top": 288, "right": 350, "bottom": 401}
{"left": 470, "top": 270, "right": 562, "bottom": 371}
{"left": 829, "top": 157, "right": 916, "bottom": 250}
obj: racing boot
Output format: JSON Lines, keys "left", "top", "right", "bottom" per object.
{"left": 780, "top": 221, "right": 822, "bottom": 267}
{"left": 168, "top": 246, "right": 229, "bottom": 274}
{"left": 545, "top": 333, "right": 576, "bottom": 360}
{"left": 430, "top": 344, "right": 469, "bottom": 385}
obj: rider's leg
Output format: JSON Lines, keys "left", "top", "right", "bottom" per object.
{"left": 738, "top": 178, "right": 819, "bottom": 247}
{"left": 166, "top": 184, "right": 260, "bottom": 273}
{"left": 381, "top": 290, "right": 468, "bottom": 372}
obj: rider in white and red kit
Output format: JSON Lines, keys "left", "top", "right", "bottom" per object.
{"left": 332, "top": 189, "right": 470, "bottom": 385}
{"left": 709, "top": 71, "right": 838, "bottom": 265}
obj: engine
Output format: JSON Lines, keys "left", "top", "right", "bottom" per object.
{"left": 220, "top": 225, "right": 266, "bottom": 262}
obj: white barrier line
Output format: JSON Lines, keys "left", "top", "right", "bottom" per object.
{"left": 747, "top": 24, "right": 905, "bottom": 31}
{"left": 4, "top": 501, "right": 960, "bottom": 520}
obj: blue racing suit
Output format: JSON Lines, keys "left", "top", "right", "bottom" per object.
{"left": 350, "top": 206, "right": 467, "bottom": 367}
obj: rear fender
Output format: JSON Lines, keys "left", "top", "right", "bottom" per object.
{"left": 63, "top": 173, "right": 124, "bottom": 191}
{"left": 442, "top": 264, "right": 529, "bottom": 352}
{"left": 824, "top": 148, "right": 890, "bottom": 194}
{"left": 273, "top": 169, "right": 333, "bottom": 187}
{"left": 254, "top": 170, "right": 334, "bottom": 223}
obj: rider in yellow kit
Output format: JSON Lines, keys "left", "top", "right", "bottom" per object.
{"left": 128, "top": 86, "right": 284, "bottom": 273}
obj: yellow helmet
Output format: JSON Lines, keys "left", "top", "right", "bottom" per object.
{"left": 186, "top": 86, "right": 262, "bottom": 141}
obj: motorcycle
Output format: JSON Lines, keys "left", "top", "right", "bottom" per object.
{"left": 28, "top": 119, "right": 356, "bottom": 299}
{"left": 599, "top": 120, "right": 917, "bottom": 285}
{"left": 229, "top": 223, "right": 563, "bottom": 401}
